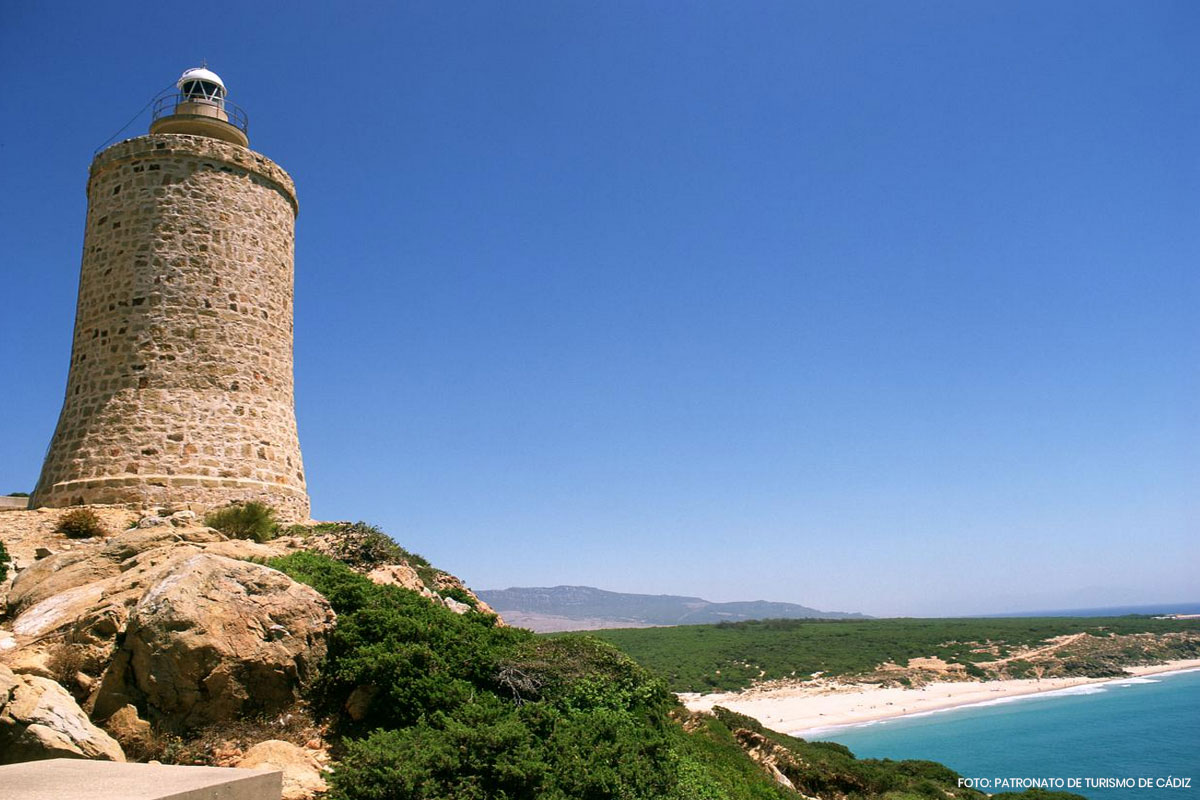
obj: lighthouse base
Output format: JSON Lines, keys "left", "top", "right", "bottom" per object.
{"left": 31, "top": 474, "right": 310, "bottom": 522}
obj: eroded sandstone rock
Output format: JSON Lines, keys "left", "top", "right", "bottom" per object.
{"left": 237, "top": 739, "right": 329, "bottom": 800}
{"left": 103, "top": 703, "right": 154, "bottom": 757}
{"left": 0, "top": 510, "right": 495, "bottom": 744}
{"left": 0, "top": 665, "right": 124, "bottom": 763}
{"left": 94, "top": 554, "right": 334, "bottom": 729}
{"left": 367, "top": 563, "right": 434, "bottom": 597}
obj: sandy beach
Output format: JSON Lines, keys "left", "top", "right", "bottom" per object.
{"left": 679, "top": 658, "right": 1200, "bottom": 737}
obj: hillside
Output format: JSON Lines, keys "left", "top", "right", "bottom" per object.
{"left": 587, "top": 616, "right": 1200, "bottom": 693}
{"left": 478, "top": 585, "right": 869, "bottom": 632}
{"left": 0, "top": 507, "right": 1077, "bottom": 800}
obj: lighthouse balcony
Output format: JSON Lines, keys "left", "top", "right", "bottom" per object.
{"left": 150, "top": 92, "right": 249, "bottom": 147}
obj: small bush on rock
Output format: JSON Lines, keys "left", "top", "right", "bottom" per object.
{"left": 204, "top": 502, "right": 279, "bottom": 542}
{"left": 56, "top": 508, "right": 106, "bottom": 539}
{"left": 440, "top": 584, "right": 477, "bottom": 608}
{"left": 47, "top": 644, "right": 93, "bottom": 701}
{"left": 0, "top": 539, "right": 9, "bottom": 582}
{"left": 309, "top": 521, "right": 429, "bottom": 570}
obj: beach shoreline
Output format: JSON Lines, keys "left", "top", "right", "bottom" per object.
{"left": 678, "top": 658, "right": 1200, "bottom": 738}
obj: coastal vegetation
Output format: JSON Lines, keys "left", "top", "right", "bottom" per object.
{"left": 0, "top": 510, "right": 1088, "bottom": 799}
{"left": 301, "top": 520, "right": 439, "bottom": 582}
{"left": 270, "top": 551, "right": 682, "bottom": 799}
{"left": 586, "top": 616, "right": 1200, "bottom": 693}
{"left": 203, "top": 501, "right": 280, "bottom": 542}
{"left": 268, "top": 547, "right": 1078, "bottom": 800}
{"left": 53, "top": 507, "right": 106, "bottom": 539}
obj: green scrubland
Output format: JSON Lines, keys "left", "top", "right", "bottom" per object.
{"left": 265, "top": 544, "right": 1090, "bottom": 800}
{"left": 585, "top": 616, "right": 1200, "bottom": 693}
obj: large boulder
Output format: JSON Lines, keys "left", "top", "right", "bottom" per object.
{"left": 94, "top": 554, "right": 334, "bottom": 729}
{"left": 0, "top": 665, "right": 124, "bottom": 763}
{"left": 5, "top": 527, "right": 315, "bottom": 692}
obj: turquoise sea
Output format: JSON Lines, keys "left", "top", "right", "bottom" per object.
{"left": 805, "top": 668, "right": 1200, "bottom": 800}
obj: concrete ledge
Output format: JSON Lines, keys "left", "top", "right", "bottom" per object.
{"left": 0, "top": 496, "right": 29, "bottom": 512}
{"left": 0, "top": 759, "right": 282, "bottom": 800}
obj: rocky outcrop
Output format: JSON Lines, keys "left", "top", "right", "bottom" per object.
{"left": 236, "top": 739, "right": 329, "bottom": 800}
{"left": 0, "top": 507, "right": 139, "bottom": 613}
{"left": 294, "top": 521, "right": 502, "bottom": 623}
{"left": 0, "top": 516, "right": 335, "bottom": 736}
{"left": 433, "top": 573, "right": 503, "bottom": 620}
{"left": 8, "top": 527, "right": 224, "bottom": 623}
{"left": 93, "top": 554, "right": 333, "bottom": 728}
{"left": 367, "top": 564, "right": 435, "bottom": 598}
{"left": 734, "top": 728, "right": 800, "bottom": 793}
{"left": 0, "top": 665, "right": 123, "bottom": 763}
{"left": 343, "top": 685, "right": 376, "bottom": 722}
{"left": 0, "top": 507, "right": 495, "bottom": 770}
{"left": 731, "top": 725, "right": 867, "bottom": 799}
{"left": 102, "top": 704, "right": 153, "bottom": 757}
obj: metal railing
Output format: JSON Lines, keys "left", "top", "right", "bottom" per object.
{"left": 151, "top": 92, "right": 249, "bottom": 134}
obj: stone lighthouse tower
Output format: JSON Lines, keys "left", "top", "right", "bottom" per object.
{"left": 31, "top": 67, "right": 309, "bottom": 520}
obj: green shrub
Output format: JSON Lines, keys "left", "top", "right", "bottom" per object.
{"left": 276, "top": 523, "right": 312, "bottom": 538}
{"left": 0, "top": 539, "right": 9, "bottom": 582}
{"left": 269, "top": 552, "right": 683, "bottom": 800}
{"left": 331, "top": 697, "right": 549, "bottom": 800}
{"left": 328, "top": 677, "right": 679, "bottom": 800}
{"left": 56, "top": 508, "right": 106, "bottom": 539}
{"left": 6, "top": 491, "right": 29, "bottom": 497}
{"left": 309, "top": 521, "right": 434, "bottom": 574}
{"left": 204, "top": 502, "right": 278, "bottom": 542}
{"left": 265, "top": 550, "right": 376, "bottom": 612}
{"left": 270, "top": 551, "right": 526, "bottom": 730}
{"left": 440, "top": 584, "right": 477, "bottom": 608}
{"left": 667, "top": 715, "right": 792, "bottom": 800}
{"left": 1005, "top": 659, "right": 1034, "bottom": 679}
{"left": 807, "top": 740, "right": 853, "bottom": 757}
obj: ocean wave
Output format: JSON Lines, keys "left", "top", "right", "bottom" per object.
{"left": 1111, "top": 677, "right": 1160, "bottom": 686}
{"left": 945, "top": 684, "right": 1106, "bottom": 708}
{"left": 1039, "top": 684, "right": 1109, "bottom": 697}
{"left": 970, "top": 694, "right": 1050, "bottom": 708}
{"left": 791, "top": 719, "right": 882, "bottom": 738}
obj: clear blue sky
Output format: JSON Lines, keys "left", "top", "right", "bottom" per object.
{"left": 2, "top": 2, "right": 1196, "bottom": 616}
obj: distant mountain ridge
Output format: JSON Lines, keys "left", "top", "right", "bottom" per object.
{"left": 477, "top": 585, "right": 870, "bottom": 632}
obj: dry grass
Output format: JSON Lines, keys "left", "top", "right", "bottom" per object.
{"left": 55, "top": 508, "right": 107, "bottom": 539}
{"left": 145, "top": 704, "right": 324, "bottom": 766}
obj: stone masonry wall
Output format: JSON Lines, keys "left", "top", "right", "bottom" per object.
{"left": 30, "top": 134, "right": 309, "bottom": 521}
